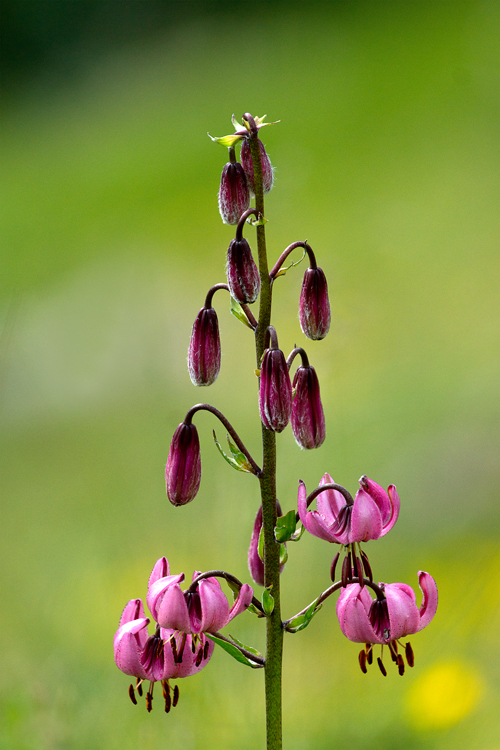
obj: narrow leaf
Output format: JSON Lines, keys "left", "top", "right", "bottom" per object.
{"left": 275, "top": 509, "right": 297, "bottom": 543}
{"left": 258, "top": 525, "right": 265, "bottom": 562}
{"left": 206, "top": 634, "right": 261, "bottom": 668}
{"left": 279, "top": 543, "right": 288, "bottom": 567}
{"left": 262, "top": 586, "right": 274, "bottom": 616}
{"left": 213, "top": 430, "right": 253, "bottom": 473}
{"left": 226, "top": 434, "right": 253, "bottom": 473}
{"left": 228, "top": 635, "right": 263, "bottom": 660}
{"left": 275, "top": 249, "right": 306, "bottom": 278}
{"left": 230, "top": 297, "right": 253, "bottom": 329}
{"left": 286, "top": 597, "right": 322, "bottom": 633}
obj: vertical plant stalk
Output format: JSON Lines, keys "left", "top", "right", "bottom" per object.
{"left": 245, "top": 116, "right": 282, "bottom": 750}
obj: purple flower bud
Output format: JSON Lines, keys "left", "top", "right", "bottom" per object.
{"left": 248, "top": 502, "right": 285, "bottom": 586}
{"left": 241, "top": 139, "right": 274, "bottom": 195}
{"left": 165, "top": 422, "right": 201, "bottom": 506}
{"left": 226, "top": 238, "right": 260, "bottom": 304}
{"left": 259, "top": 345, "right": 292, "bottom": 433}
{"left": 291, "top": 364, "right": 326, "bottom": 449}
{"left": 187, "top": 306, "right": 221, "bottom": 386}
{"left": 218, "top": 162, "right": 250, "bottom": 225}
{"left": 299, "top": 267, "right": 331, "bottom": 340}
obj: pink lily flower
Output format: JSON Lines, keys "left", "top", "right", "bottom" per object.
{"left": 147, "top": 556, "right": 254, "bottom": 635}
{"left": 298, "top": 473, "right": 400, "bottom": 545}
{"left": 113, "top": 557, "right": 215, "bottom": 712}
{"left": 336, "top": 571, "right": 438, "bottom": 675}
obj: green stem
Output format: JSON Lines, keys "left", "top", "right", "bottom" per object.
{"left": 246, "top": 120, "right": 283, "bottom": 750}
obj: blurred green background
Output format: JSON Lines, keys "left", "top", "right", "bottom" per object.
{"left": 1, "top": 1, "right": 499, "bottom": 748}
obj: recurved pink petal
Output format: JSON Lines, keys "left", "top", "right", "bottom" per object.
{"left": 416, "top": 571, "right": 438, "bottom": 630}
{"left": 118, "top": 598, "right": 146, "bottom": 629}
{"left": 384, "top": 583, "right": 420, "bottom": 639}
{"left": 380, "top": 485, "right": 400, "bottom": 536}
{"left": 350, "top": 489, "right": 383, "bottom": 542}
{"left": 297, "top": 480, "right": 337, "bottom": 542}
{"left": 114, "top": 617, "right": 150, "bottom": 678}
{"left": 337, "top": 588, "right": 379, "bottom": 644}
{"left": 197, "top": 578, "right": 229, "bottom": 633}
{"left": 227, "top": 583, "right": 254, "bottom": 624}
{"left": 156, "top": 583, "right": 192, "bottom": 632}
{"left": 147, "top": 573, "right": 185, "bottom": 621}
{"left": 359, "top": 476, "right": 391, "bottom": 522}
{"left": 148, "top": 557, "right": 170, "bottom": 589}
{"left": 317, "top": 473, "right": 346, "bottom": 521}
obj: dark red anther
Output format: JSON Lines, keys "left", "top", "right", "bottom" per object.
{"left": 163, "top": 682, "right": 171, "bottom": 713}
{"left": 330, "top": 552, "right": 340, "bottom": 582}
{"left": 128, "top": 684, "right": 137, "bottom": 705}
{"left": 377, "top": 657, "right": 387, "bottom": 677}
{"left": 173, "top": 685, "right": 180, "bottom": 707}
{"left": 358, "top": 649, "right": 367, "bottom": 674}
{"left": 341, "top": 555, "right": 350, "bottom": 588}
{"left": 136, "top": 679, "right": 143, "bottom": 697}
{"left": 356, "top": 555, "right": 364, "bottom": 587}
{"left": 177, "top": 632, "right": 187, "bottom": 664}
{"left": 397, "top": 654, "right": 405, "bottom": 676}
{"left": 360, "top": 550, "right": 373, "bottom": 582}
{"left": 204, "top": 640, "right": 210, "bottom": 659}
{"left": 170, "top": 636, "right": 178, "bottom": 663}
{"left": 195, "top": 647, "right": 204, "bottom": 667}
{"left": 405, "top": 641, "right": 415, "bottom": 667}
{"left": 146, "top": 690, "right": 153, "bottom": 712}
{"left": 388, "top": 642, "right": 398, "bottom": 663}
{"left": 366, "top": 646, "right": 373, "bottom": 665}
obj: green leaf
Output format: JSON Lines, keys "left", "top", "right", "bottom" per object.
{"left": 258, "top": 524, "right": 265, "bottom": 562}
{"left": 228, "top": 635, "right": 263, "bottom": 660}
{"left": 275, "top": 509, "right": 297, "bottom": 543}
{"left": 274, "top": 249, "right": 306, "bottom": 278}
{"left": 250, "top": 215, "right": 268, "bottom": 226}
{"left": 230, "top": 297, "right": 253, "bottom": 329}
{"left": 247, "top": 602, "right": 264, "bottom": 616}
{"left": 262, "top": 586, "right": 274, "bottom": 616}
{"left": 213, "top": 430, "right": 254, "bottom": 474}
{"left": 279, "top": 543, "right": 288, "bottom": 566}
{"left": 206, "top": 633, "right": 262, "bottom": 668}
{"left": 207, "top": 132, "right": 244, "bottom": 147}
{"left": 290, "top": 524, "right": 305, "bottom": 542}
{"left": 286, "top": 597, "right": 322, "bottom": 633}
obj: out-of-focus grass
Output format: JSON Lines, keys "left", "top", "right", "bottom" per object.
{"left": 1, "top": 2, "right": 499, "bottom": 748}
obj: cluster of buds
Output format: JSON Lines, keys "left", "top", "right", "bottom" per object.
{"left": 213, "top": 115, "right": 275, "bottom": 224}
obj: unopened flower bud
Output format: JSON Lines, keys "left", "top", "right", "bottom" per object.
{"left": 241, "top": 139, "right": 274, "bottom": 195}
{"left": 248, "top": 502, "right": 285, "bottom": 586}
{"left": 188, "top": 306, "right": 221, "bottom": 386}
{"left": 291, "top": 364, "right": 326, "bottom": 449}
{"left": 165, "top": 422, "right": 201, "bottom": 506}
{"left": 226, "top": 238, "right": 260, "bottom": 304}
{"left": 299, "top": 267, "right": 331, "bottom": 340}
{"left": 259, "top": 342, "right": 292, "bottom": 433}
{"left": 218, "top": 162, "right": 250, "bottom": 225}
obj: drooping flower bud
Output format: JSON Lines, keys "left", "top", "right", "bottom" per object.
{"left": 226, "top": 238, "right": 260, "bottom": 304}
{"left": 291, "top": 364, "right": 326, "bottom": 449}
{"left": 165, "top": 422, "right": 201, "bottom": 506}
{"left": 188, "top": 306, "right": 221, "bottom": 386}
{"left": 248, "top": 502, "right": 285, "bottom": 586}
{"left": 259, "top": 331, "right": 293, "bottom": 433}
{"left": 241, "top": 139, "right": 274, "bottom": 195}
{"left": 218, "top": 160, "right": 250, "bottom": 225}
{"left": 299, "top": 266, "right": 331, "bottom": 340}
